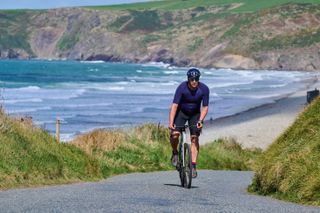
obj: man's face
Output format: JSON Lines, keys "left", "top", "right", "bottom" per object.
{"left": 188, "top": 76, "right": 199, "bottom": 89}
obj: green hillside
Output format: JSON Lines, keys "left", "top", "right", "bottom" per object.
{"left": 250, "top": 98, "right": 320, "bottom": 205}
{"left": 0, "top": 10, "right": 33, "bottom": 55}
{"left": 88, "top": 0, "right": 320, "bottom": 12}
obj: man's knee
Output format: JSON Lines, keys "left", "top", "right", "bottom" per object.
{"left": 191, "top": 135, "right": 198, "bottom": 143}
{"left": 170, "top": 131, "right": 180, "bottom": 140}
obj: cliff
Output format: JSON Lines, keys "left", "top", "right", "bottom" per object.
{"left": 1, "top": 2, "right": 320, "bottom": 71}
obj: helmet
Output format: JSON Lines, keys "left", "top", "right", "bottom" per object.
{"left": 187, "top": 68, "right": 201, "bottom": 78}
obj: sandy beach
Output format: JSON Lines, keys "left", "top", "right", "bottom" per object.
{"left": 201, "top": 76, "right": 320, "bottom": 150}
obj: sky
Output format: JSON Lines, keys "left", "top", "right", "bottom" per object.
{"left": 0, "top": 0, "right": 152, "bottom": 9}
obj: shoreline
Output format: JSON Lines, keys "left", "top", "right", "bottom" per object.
{"left": 1, "top": 58, "right": 320, "bottom": 72}
{"left": 201, "top": 75, "right": 320, "bottom": 150}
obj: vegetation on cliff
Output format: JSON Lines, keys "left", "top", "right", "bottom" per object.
{"left": 250, "top": 98, "right": 320, "bottom": 206}
{"left": 0, "top": 1, "right": 320, "bottom": 70}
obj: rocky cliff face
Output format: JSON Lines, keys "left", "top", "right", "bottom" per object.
{"left": 1, "top": 3, "right": 320, "bottom": 71}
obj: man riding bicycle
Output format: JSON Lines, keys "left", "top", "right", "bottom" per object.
{"left": 169, "top": 68, "right": 210, "bottom": 178}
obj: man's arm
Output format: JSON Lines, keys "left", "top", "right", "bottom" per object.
{"left": 169, "top": 103, "right": 178, "bottom": 129}
{"left": 199, "top": 106, "right": 208, "bottom": 122}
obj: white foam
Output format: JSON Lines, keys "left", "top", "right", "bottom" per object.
{"left": 89, "top": 68, "right": 99, "bottom": 72}
{"left": 4, "top": 98, "right": 43, "bottom": 104}
{"left": 268, "top": 84, "right": 287, "bottom": 88}
{"left": 204, "top": 71, "right": 214, "bottom": 75}
{"left": 60, "top": 103, "right": 113, "bottom": 108}
{"left": 163, "top": 71, "right": 179, "bottom": 74}
{"left": 143, "top": 62, "right": 171, "bottom": 68}
{"left": 7, "top": 106, "right": 52, "bottom": 114}
{"left": 104, "top": 86, "right": 125, "bottom": 91}
{"left": 80, "top": 60, "right": 105, "bottom": 64}
{"left": 3, "top": 87, "right": 86, "bottom": 101}
{"left": 16, "top": 86, "right": 41, "bottom": 91}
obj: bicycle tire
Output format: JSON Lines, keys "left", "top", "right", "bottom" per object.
{"left": 178, "top": 142, "right": 185, "bottom": 187}
{"left": 183, "top": 143, "right": 192, "bottom": 189}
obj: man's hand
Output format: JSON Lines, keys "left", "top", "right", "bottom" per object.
{"left": 197, "top": 120, "right": 203, "bottom": 129}
{"left": 169, "top": 123, "right": 175, "bottom": 130}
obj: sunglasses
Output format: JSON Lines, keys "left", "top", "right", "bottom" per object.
{"left": 188, "top": 77, "right": 200, "bottom": 82}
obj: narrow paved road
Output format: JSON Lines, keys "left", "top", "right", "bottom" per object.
{"left": 0, "top": 171, "right": 319, "bottom": 212}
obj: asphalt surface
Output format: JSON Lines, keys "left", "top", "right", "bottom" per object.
{"left": 0, "top": 170, "right": 319, "bottom": 213}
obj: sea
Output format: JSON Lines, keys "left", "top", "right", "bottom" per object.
{"left": 0, "top": 59, "right": 317, "bottom": 141}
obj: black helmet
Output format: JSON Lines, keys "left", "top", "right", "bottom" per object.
{"left": 187, "top": 68, "right": 201, "bottom": 78}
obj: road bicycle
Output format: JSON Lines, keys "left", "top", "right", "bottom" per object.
{"left": 175, "top": 124, "right": 193, "bottom": 189}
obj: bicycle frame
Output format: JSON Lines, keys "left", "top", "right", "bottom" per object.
{"left": 180, "top": 129, "right": 188, "bottom": 168}
{"left": 176, "top": 125, "right": 192, "bottom": 188}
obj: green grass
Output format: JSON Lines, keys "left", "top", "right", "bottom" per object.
{"left": 249, "top": 98, "right": 320, "bottom": 206}
{"left": 87, "top": 0, "right": 320, "bottom": 12}
{"left": 198, "top": 138, "right": 261, "bottom": 171}
{"left": 72, "top": 124, "right": 260, "bottom": 178}
{"left": 252, "top": 28, "right": 320, "bottom": 51}
{"left": 0, "top": 111, "right": 102, "bottom": 189}
{"left": 198, "top": 139, "right": 262, "bottom": 171}
{"left": 109, "top": 10, "right": 163, "bottom": 32}
{"left": 0, "top": 107, "right": 260, "bottom": 190}
{"left": 188, "top": 37, "right": 204, "bottom": 52}
{"left": 57, "top": 33, "right": 80, "bottom": 51}
{"left": 0, "top": 11, "right": 33, "bottom": 54}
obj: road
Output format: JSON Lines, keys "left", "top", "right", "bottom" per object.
{"left": 0, "top": 170, "right": 319, "bottom": 212}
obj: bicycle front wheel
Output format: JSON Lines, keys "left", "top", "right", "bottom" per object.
{"left": 183, "top": 143, "right": 192, "bottom": 189}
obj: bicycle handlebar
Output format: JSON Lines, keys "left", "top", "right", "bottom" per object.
{"left": 173, "top": 124, "right": 201, "bottom": 131}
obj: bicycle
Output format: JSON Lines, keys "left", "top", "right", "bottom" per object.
{"left": 175, "top": 124, "right": 193, "bottom": 189}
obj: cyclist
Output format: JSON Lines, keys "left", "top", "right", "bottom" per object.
{"left": 169, "top": 68, "right": 209, "bottom": 178}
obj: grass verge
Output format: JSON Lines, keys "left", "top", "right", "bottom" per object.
{"left": 0, "top": 111, "right": 102, "bottom": 190}
{"left": 249, "top": 97, "right": 320, "bottom": 206}
{"left": 0, "top": 109, "right": 260, "bottom": 190}
{"left": 72, "top": 124, "right": 261, "bottom": 177}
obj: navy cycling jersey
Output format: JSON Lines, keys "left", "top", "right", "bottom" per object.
{"left": 173, "top": 81, "right": 209, "bottom": 115}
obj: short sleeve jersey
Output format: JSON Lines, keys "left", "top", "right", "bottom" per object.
{"left": 173, "top": 81, "right": 210, "bottom": 115}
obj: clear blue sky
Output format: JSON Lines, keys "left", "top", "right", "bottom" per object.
{"left": 0, "top": 0, "right": 152, "bottom": 9}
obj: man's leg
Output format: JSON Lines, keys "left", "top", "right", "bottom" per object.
{"left": 170, "top": 131, "right": 180, "bottom": 166}
{"left": 170, "top": 131, "right": 180, "bottom": 153}
{"left": 189, "top": 112, "right": 201, "bottom": 178}
{"left": 170, "top": 111, "right": 187, "bottom": 167}
{"left": 190, "top": 135, "right": 199, "bottom": 163}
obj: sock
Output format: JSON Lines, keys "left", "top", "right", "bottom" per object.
{"left": 192, "top": 162, "right": 196, "bottom": 168}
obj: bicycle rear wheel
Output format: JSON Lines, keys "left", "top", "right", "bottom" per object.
{"left": 183, "top": 143, "right": 192, "bottom": 189}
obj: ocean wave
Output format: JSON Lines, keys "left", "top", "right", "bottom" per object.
{"left": 104, "top": 86, "right": 125, "bottom": 91}
{"left": 160, "top": 81, "right": 179, "bottom": 86}
{"left": 61, "top": 103, "right": 113, "bottom": 108}
{"left": 142, "top": 62, "right": 171, "bottom": 68}
{"left": 268, "top": 84, "right": 287, "bottom": 88}
{"left": 204, "top": 71, "right": 214, "bottom": 75}
{"left": 7, "top": 106, "right": 52, "bottom": 114}
{"left": 80, "top": 60, "right": 105, "bottom": 64}
{"left": 4, "top": 98, "right": 43, "bottom": 104}
{"left": 16, "top": 86, "right": 41, "bottom": 91}
{"left": 210, "top": 81, "right": 254, "bottom": 89}
{"left": 163, "top": 70, "right": 179, "bottom": 74}
{"left": 88, "top": 68, "right": 100, "bottom": 72}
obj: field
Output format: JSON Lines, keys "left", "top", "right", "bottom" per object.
{"left": 88, "top": 0, "right": 320, "bottom": 12}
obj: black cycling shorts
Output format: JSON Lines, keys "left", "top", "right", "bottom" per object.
{"left": 173, "top": 110, "right": 201, "bottom": 136}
